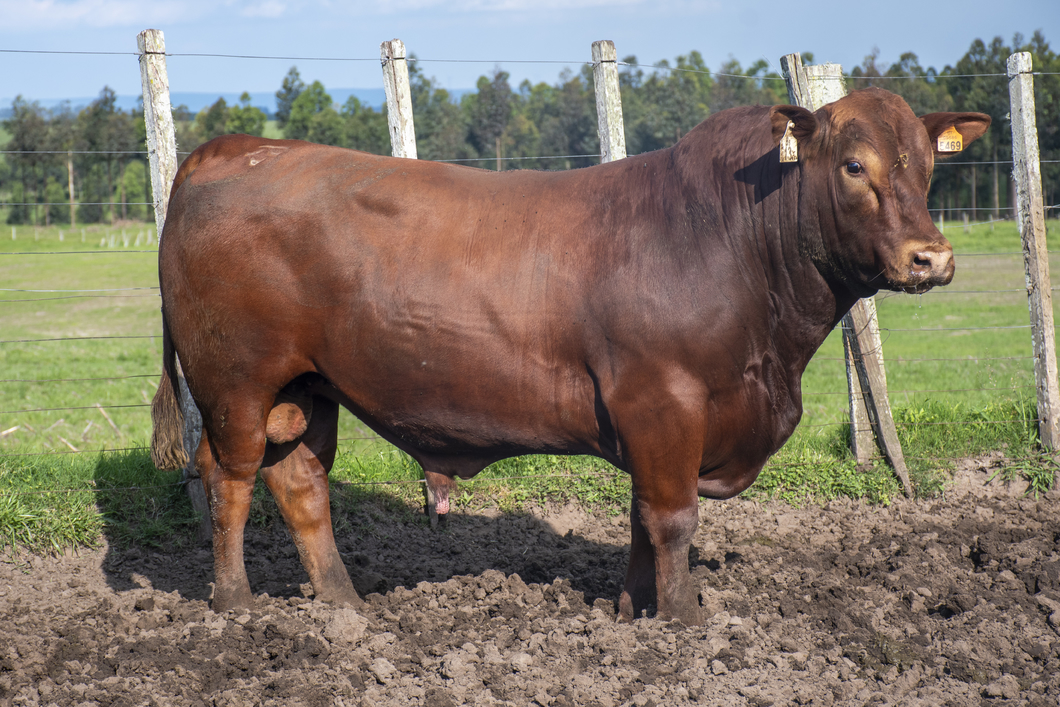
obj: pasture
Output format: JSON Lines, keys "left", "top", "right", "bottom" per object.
{"left": 0, "top": 218, "right": 1056, "bottom": 553}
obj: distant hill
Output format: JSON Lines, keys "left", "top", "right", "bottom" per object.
{"left": 0, "top": 88, "right": 390, "bottom": 119}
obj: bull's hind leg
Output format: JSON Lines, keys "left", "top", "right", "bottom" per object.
{"left": 259, "top": 396, "right": 360, "bottom": 606}
{"left": 195, "top": 408, "right": 268, "bottom": 612}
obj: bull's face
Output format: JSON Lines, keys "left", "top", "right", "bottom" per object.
{"left": 772, "top": 88, "right": 990, "bottom": 297}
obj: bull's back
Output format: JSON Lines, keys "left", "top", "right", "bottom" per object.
{"left": 161, "top": 138, "right": 619, "bottom": 455}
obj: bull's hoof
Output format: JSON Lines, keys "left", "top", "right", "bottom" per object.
{"left": 657, "top": 603, "right": 703, "bottom": 626}
{"left": 314, "top": 582, "right": 365, "bottom": 608}
{"left": 210, "top": 584, "right": 254, "bottom": 613}
{"left": 617, "top": 592, "right": 636, "bottom": 623}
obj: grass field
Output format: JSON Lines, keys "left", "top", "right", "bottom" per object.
{"left": 0, "top": 218, "right": 1057, "bottom": 552}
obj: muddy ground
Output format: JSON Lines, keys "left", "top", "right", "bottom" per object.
{"left": 2, "top": 455, "right": 1059, "bottom": 707}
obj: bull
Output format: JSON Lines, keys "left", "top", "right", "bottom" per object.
{"left": 151, "top": 87, "right": 988, "bottom": 624}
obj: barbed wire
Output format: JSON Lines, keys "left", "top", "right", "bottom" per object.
{"left": 439, "top": 154, "right": 598, "bottom": 163}
{"left": 880, "top": 324, "right": 1032, "bottom": 332}
{"left": 0, "top": 150, "right": 149, "bottom": 155}
{"left": 0, "top": 250, "right": 157, "bottom": 256}
{"left": 1, "top": 202, "right": 154, "bottom": 206}
{"left": 0, "top": 335, "right": 158, "bottom": 345}
{"left": 0, "top": 287, "right": 157, "bottom": 293}
{"left": 816, "top": 354, "right": 1031, "bottom": 362}
{"left": 0, "top": 294, "right": 159, "bottom": 302}
{"left": 801, "top": 418, "right": 1026, "bottom": 430}
{"left": 0, "top": 403, "right": 150, "bottom": 415}
{"left": 0, "top": 49, "right": 137, "bottom": 57}
{"left": 804, "top": 384, "right": 1033, "bottom": 397}
{"left": 0, "top": 373, "right": 158, "bottom": 384}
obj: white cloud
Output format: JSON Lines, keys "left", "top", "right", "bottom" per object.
{"left": 0, "top": 0, "right": 197, "bottom": 30}
{"left": 239, "top": 0, "right": 287, "bottom": 17}
{"left": 346, "top": 0, "right": 661, "bottom": 12}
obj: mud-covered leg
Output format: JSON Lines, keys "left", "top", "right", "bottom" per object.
{"left": 197, "top": 427, "right": 258, "bottom": 612}
{"left": 423, "top": 469, "right": 456, "bottom": 528}
{"left": 618, "top": 489, "right": 655, "bottom": 621}
{"left": 260, "top": 397, "right": 360, "bottom": 606}
{"left": 617, "top": 443, "right": 702, "bottom": 625}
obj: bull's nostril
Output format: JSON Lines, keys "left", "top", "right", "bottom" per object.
{"left": 913, "top": 253, "right": 932, "bottom": 272}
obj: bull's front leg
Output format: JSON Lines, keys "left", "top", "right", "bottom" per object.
{"left": 618, "top": 481, "right": 702, "bottom": 625}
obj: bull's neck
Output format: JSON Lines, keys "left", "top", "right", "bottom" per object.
{"left": 665, "top": 109, "right": 847, "bottom": 365}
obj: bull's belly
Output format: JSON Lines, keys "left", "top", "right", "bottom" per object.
{"left": 312, "top": 363, "right": 606, "bottom": 467}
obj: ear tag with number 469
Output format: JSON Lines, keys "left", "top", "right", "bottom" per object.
{"left": 779, "top": 121, "right": 798, "bottom": 163}
{"left": 938, "top": 126, "right": 963, "bottom": 153}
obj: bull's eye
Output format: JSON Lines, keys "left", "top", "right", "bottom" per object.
{"left": 845, "top": 161, "right": 863, "bottom": 175}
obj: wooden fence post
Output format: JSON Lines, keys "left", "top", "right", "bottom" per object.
{"left": 138, "top": 29, "right": 211, "bottom": 538}
{"left": 381, "top": 39, "right": 417, "bottom": 160}
{"left": 1008, "top": 51, "right": 1060, "bottom": 450}
{"left": 780, "top": 53, "right": 912, "bottom": 495}
{"left": 592, "top": 40, "right": 626, "bottom": 163}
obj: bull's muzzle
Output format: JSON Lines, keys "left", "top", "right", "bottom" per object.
{"left": 903, "top": 246, "right": 955, "bottom": 293}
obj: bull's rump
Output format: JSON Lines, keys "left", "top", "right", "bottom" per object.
{"left": 161, "top": 142, "right": 645, "bottom": 459}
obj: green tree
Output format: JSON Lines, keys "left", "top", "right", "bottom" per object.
{"left": 941, "top": 36, "right": 1014, "bottom": 219}
{"left": 47, "top": 103, "right": 79, "bottom": 227}
{"left": 285, "top": 81, "right": 343, "bottom": 145}
{"left": 76, "top": 87, "right": 134, "bottom": 223}
{"left": 342, "top": 96, "right": 389, "bottom": 154}
{"left": 466, "top": 69, "right": 513, "bottom": 168}
{"left": 228, "top": 93, "right": 267, "bottom": 136}
{"left": 623, "top": 52, "right": 713, "bottom": 154}
{"left": 6, "top": 181, "right": 28, "bottom": 225}
{"left": 408, "top": 59, "right": 472, "bottom": 162}
{"left": 710, "top": 58, "right": 785, "bottom": 113}
{"left": 122, "top": 161, "right": 148, "bottom": 221}
{"left": 172, "top": 104, "right": 203, "bottom": 155}
{"left": 537, "top": 67, "right": 597, "bottom": 170}
{"left": 196, "top": 98, "right": 229, "bottom": 140}
{"left": 275, "top": 66, "right": 305, "bottom": 129}
{"left": 43, "top": 176, "right": 67, "bottom": 225}
{"left": 3, "top": 96, "right": 49, "bottom": 225}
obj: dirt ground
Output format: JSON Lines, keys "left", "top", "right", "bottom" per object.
{"left": 2, "top": 454, "right": 1059, "bottom": 707}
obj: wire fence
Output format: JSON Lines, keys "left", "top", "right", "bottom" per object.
{"left": 1, "top": 44, "right": 1058, "bottom": 493}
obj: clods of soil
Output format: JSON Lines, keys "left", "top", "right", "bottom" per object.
{"left": 2, "top": 455, "right": 1059, "bottom": 706}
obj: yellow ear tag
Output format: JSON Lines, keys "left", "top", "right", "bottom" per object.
{"left": 779, "top": 121, "right": 798, "bottom": 163}
{"left": 938, "top": 126, "right": 963, "bottom": 153}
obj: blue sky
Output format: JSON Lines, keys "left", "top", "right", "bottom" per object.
{"left": 0, "top": 0, "right": 1056, "bottom": 109}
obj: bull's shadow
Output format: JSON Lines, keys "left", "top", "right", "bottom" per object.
{"left": 93, "top": 451, "right": 633, "bottom": 607}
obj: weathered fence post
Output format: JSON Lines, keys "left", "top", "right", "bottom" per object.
{"left": 592, "top": 40, "right": 626, "bottom": 163}
{"left": 381, "top": 39, "right": 417, "bottom": 160}
{"left": 138, "top": 29, "right": 210, "bottom": 538}
{"left": 780, "top": 53, "right": 912, "bottom": 495}
{"left": 1007, "top": 52, "right": 1060, "bottom": 450}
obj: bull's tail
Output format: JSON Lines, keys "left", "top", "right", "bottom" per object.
{"left": 150, "top": 312, "right": 189, "bottom": 471}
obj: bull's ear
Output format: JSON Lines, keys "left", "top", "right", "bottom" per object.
{"left": 920, "top": 112, "right": 991, "bottom": 157}
{"left": 770, "top": 105, "right": 818, "bottom": 146}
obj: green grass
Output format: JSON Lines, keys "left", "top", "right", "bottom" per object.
{"left": 1, "top": 219, "right": 1058, "bottom": 553}
{"left": 263, "top": 120, "right": 283, "bottom": 139}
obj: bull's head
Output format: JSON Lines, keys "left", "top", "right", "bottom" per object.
{"left": 771, "top": 87, "right": 990, "bottom": 297}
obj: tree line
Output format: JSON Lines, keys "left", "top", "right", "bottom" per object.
{"left": 1, "top": 31, "right": 1056, "bottom": 227}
